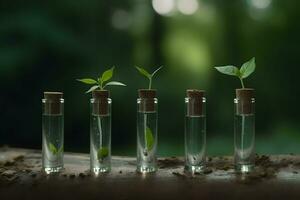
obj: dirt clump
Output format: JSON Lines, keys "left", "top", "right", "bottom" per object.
{"left": 158, "top": 157, "right": 184, "bottom": 169}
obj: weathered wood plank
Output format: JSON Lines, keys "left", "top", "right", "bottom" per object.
{"left": 1, "top": 147, "right": 300, "bottom": 200}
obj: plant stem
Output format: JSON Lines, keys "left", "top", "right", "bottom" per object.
{"left": 97, "top": 116, "right": 103, "bottom": 147}
{"left": 148, "top": 77, "right": 152, "bottom": 90}
{"left": 239, "top": 78, "right": 245, "bottom": 157}
{"left": 239, "top": 78, "right": 245, "bottom": 88}
{"left": 144, "top": 113, "right": 148, "bottom": 151}
{"left": 241, "top": 115, "right": 245, "bottom": 159}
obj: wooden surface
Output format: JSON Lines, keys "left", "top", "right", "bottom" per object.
{"left": 1, "top": 147, "right": 300, "bottom": 200}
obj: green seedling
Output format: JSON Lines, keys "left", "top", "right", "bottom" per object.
{"left": 214, "top": 57, "right": 256, "bottom": 88}
{"left": 135, "top": 66, "right": 163, "bottom": 89}
{"left": 78, "top": 67, "right": 126, "bottom": 161}
{"left": 77, "top": 66, "right": 126, "bottom": 93}
{"left": 49, "top": 143, "right": 63, "bottom": 155}
{"left": 215, "top": 57, "right": 256, "bottom": 160}
{"left": 135, "top": 66, "right": 162, "bottom": 155}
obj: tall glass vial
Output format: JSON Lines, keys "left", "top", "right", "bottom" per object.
{"left": 184, "top": 90, "right": 206, "bottom": 173}
{"left": 234, "top": 88, "right": 255, "bottom": 172}
{"left": 42, "top": 92, "right": 64, "bottom": 174}
{"left": 90, "top": 90, "right": 112, "bottom": 175}
{"left": 137, "top": 89, "right": 158, "bottom": 173}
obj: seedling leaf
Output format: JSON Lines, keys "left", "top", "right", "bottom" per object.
{"left": 77, "top": 78, "right": 98, "bottom": 85}
{"left": 101, "top": 67, "right": 114, "bottom": 83}
{"left": 214, "top": 66, "right": 240, "bottom": 77}
{"left": 49, "top": 143, "right": 58, "bottom": 155}
{"left": 240, "top": 57, "right": 255, "bottom": 79}
{"left": 98, "top": 147, "right": 109, "bottom": 159}
{"left": 135, "top": 66, "right": 151, "bottom": 79}
{"left": 104, "top": 81, "right": 126, "bottom": 88}
{"left": 78, "top": 67, "right": 126, "bottom": 92}
{"left": 146, "top": 127, "right": 154, "bottom": 151}
{"left": 151, "top": 66, "right": 163, "bottom": 77}
{"left": 86, "top": 85, "right": 100, "bottom": 93}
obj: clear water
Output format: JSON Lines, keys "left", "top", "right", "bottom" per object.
{"left": 137, "top": 111, "right": 157, "bottom": 173}
{"left": 234, "top": 114, "right": 255, "bottom": 172}
{"left": 184, "top": 115, "right": 206, "bottom": 173}
{"left": 90, "top": 114, "right": 111, "bottom": 175}
{"left": 42, "top": 114, "right": 64, "bottom": 174}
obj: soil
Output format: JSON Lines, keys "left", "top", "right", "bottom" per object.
{"left": 158, "top": 157, "right": 184, "bottom": 169}
{"left": 1, "top": 153, "right": 299, "bottom": 185}
{"left": 1, "top": 149, "right": 300, "bottom": 200}
{"left": 233, "top": 154, "right": 299, "bottom": 184}
{"left": 167, "top": 154, "right": 300, "bottom": 183}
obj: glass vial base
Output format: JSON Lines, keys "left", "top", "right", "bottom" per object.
{"left": 137, "top": 165, "right": 157, "bottom": 173}
{"left": 235, "top": 163, "right": 254, "bottom": 173}
{"left": 43, "top": 166, "right": 64, "bottom": 174}
{"left": 92, "top": 167, "right": 110, "bottom": 176}
{"left": 184, "top": 165, "right": 204, "bottom": 173}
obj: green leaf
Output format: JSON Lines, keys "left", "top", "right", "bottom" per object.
{"left": 135, "top": 66, "right": 151, "bottom": 79}
{"left": 49, "top": 143, "right": 58, "bottom": 155}
{"left": 77, "top": 78, "right": 98, "bottom": 85}
{"left": 151, "top": 66, "right": 163, "bottom": 77}
{"left": 214, "top": 66, "right": 240, "bottom": 77}
{"left": 146, "top": 127, "right": 154, "bottom": 151}
{"left": 104, "top": 81, "right": 126, "bottom": 88}
{"left": 58, "top": 145, "right": 64, "bottom": 154}
{"left": 97, "top": 147, "right": 109, "bottom": 159}
{"left": 86, "top": 85, "right": 100, "bottom": 93}
{"left": 101, "top": 67, "right": 114, "bottom": 83}
{"left": 240, "top": 57, "right": 256, "bottom": 79}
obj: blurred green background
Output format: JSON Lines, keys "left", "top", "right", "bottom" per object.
{"left": 1, "top": 0, "right": 300, "bottom": 156}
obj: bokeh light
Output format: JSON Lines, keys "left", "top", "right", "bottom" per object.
{"left": 152, "top": 0, "right": 176, "bottom": 16}
{"left": 177, "top": 0, "right": 199, "bottom": 15}
{"left": 248, "top": 0, "right": 272, "bottom": 9}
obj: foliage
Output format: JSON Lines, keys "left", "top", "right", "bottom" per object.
{"left": 77, "top": 67, "right": 126, "bottom": 93}
{"left": 215, "top": 58, "right": 256, "bottom": 88}
{"left": 135, "top": 66, "right": 163, "bottom": 89}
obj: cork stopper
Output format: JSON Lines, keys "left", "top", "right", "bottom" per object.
{"left": 44, "top": 92, "right": 63, "bottom": 102}
{"left": 235, "top": 88, "right": 255, "bottom": 114}
{"left": 138, "top": 89, "right": 157, "bottom": 112}
{"left": 43, "top": 92, "right": 63, "bottom": 115}
{"left": 92, "top": 90, "right": 110, "bottom": 115}
{"left": 138, "top": 89, "right": 156, "bottom": 99}
{"left": 186, "top": 89, "right": 205, "bottom": 116}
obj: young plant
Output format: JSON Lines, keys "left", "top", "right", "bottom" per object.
{"left": 215, "top": 58, "right": 256, "bottom": 160}
{"left": 135, "top": 66, "right": 163, "bottom": 89}
{"left": 214, "top": 57, "right": 256, "bottom": 88}
{"left": 77, "top": 66, "right": 126, "bottom": 93}
{"left": 135, "top": 66, "right": 162, "bottom": 156}
{"left": 77, "top": 67, "right": 126, "bottom": 160}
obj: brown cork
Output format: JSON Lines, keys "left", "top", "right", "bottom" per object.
{"left": 186, "top": 89, "right": 205, "bottom": 116}
{"left": 92, "top": 90, "right": 110, "bottom": 115}
{"left": 235, "top": 88, "right": 255, "bottom": 114}
{"left": 43, "top": 92, "right": 63, "bottom": 115}
{"left": 138, "top": 89, "right": 157, "bottom": 112}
